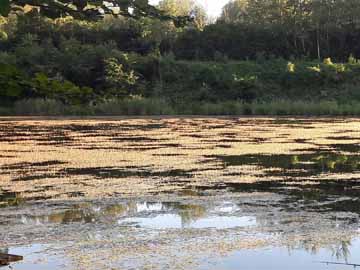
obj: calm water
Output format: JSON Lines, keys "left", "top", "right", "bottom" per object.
{"left": 4, "top": 197, "right": 360, "bottom": 269}
{"left": 7, "top": 244, "right": 67, "bottom": 270}
{"left": 7, "top": 239, "right": 360, "bottom": 270}
{"left": 204, "top": 241, "right": 360, "bottom": 270}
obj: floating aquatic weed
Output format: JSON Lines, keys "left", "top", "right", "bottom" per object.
{"left": 1, "top": 118, "right": 360, "bottom": 201}
{"left": 328, "top": 143, "right": 360, "bottom": 153}
{"left": 0, "top": 191, "right": 24, "bottom": 207}
{"left": 1, "top": 160, "right": 67, "bottom": 171}
{"left": 208, "top": 151, "right": 360, "bottom": 177}
{"left": 60, "top": 167, "right": 196, "bottom": 179}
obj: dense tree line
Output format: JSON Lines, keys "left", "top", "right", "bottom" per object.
{"left": 0, "top": 0, "right": 191, "bottom": 25}
{"left": 171, "top": 0, "right": 360, "bottom": 61}
{"left": 1, "top": 0, "right": 360, "bottom": 109}
{"left": 0, "top": 0, "right": 205, "bottom": 105}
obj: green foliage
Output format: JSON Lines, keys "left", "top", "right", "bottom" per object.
{"left": 214, "top": 51, "right": 228, "bottom": 63}
{"left": 158, "top": 0, "right": 207, "bottom": 29}
{"left": 103, "top": 56, "right": 138, "bottom": 97}
{"left": 348, "top": 54, "right": 359, "bottom": 64}
{"left": 0, "top": 64, "right": 28, "bottom": 100}
{"left": 1, "top": 2, "right": 360, "bottom": 115}
{"left": 31, "top": 73, "right": 93, "bottom": 104}
{"left": 158, "top": 60, "right": 261, "bottom": 102}
{"left": 232, "top": 75, "right": 257, "bottom": 102}
{"left": 287, "top": 62, "right": 295, "bottom": 73}
{"left": 0, "top": 31, "right": 8, "bottom": 41}
{"left": 14, "top": 33, "right": 46, "bottom": 74}
{"left": 0, "top": 1, "right": 10, "bottom": 17}
{"left": 3, "top": 0, "right": 191, "bottom": 27}
{"left": 172, "top": 0, "right": 360, "bottom": 61}
{"left": 323, "top": 58, "right": 333, "bottom": 66}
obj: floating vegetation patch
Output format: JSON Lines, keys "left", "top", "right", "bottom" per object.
{"left": 208, "top": 151, "right": 360, "bottom": 176}
{"left": 61, "top": 167, "right": 196, "bottom": 179}
{"left": 1, "top": 160, "right": 67, "bottom": 171}
{"left": 0, "top": 117, "right": 359, "bottom": 200}
{"left": 0, "top": 191, "right": 24, "bottom": 207}
{"left": 112, "top": 136, "right": 166, "bottom": 142}
{"left": 329, "top": 143, "right": 360, "bottom": 153}
{"left": 0, "top": 118, "right": 360, "bottom": 270}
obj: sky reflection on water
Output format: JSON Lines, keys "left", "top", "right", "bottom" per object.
{"left": 205, "top": 238, "right": 360, "bottom": 270}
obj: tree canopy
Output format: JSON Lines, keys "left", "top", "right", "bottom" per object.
{"left": 158, "top": 0, "right": 207, "bottom": 29}
{"left": 0, "top": 0, "right": 191, "bottom": 26}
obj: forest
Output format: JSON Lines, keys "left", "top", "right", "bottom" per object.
{"left": 1, "top": 0, "right": 360, "bottom": 115}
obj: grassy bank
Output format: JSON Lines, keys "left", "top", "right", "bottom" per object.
{"left": 1, "top": 98, "right": 360, "bottom": 116}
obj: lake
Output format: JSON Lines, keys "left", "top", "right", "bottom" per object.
{"left": 0, "top": 117, "right": 360, "bottom": 270}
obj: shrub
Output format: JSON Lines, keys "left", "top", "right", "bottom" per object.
{"left": 31, "top": 73, "right": 93, "bottom": 104}
{"left": 103, "top": 57, "right": 138, "bottom": 97}
{"left": 0, "top": 64, "right": 29, "bottom": 100}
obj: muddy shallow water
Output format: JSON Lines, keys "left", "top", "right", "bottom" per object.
{"left": 1, "top": 117, "right": 360, "bottom": 269}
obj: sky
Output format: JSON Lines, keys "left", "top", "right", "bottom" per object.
{"left": 149, "top": 0, "right": 230, "bottom": 18}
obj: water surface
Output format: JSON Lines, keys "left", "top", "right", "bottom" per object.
{"left": 1, "top": 117, "right": 360, "bottom": 270}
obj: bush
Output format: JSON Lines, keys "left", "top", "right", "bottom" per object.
{"left": 31, "top": 73, "right": 93, "bottom": 104}
{"left": 0, "top": 64, "right": 29, "bottom": 101}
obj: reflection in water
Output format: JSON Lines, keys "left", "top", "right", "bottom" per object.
{"left": 205, "top": 239, "right": 360, "bottom": 270}
{"left": 332, "top": 240, "right": 351, "bottom": 262}
{"left": 21, "top": 204, "right": 128, "bottom": 224}
{"left": 20, "top": 201, "right": 255, "bottom": 229}
{"left": 0, "top": 248, "right": 8, "bottom": 254}
{"left": 286, "top": 239, "right": 352, "bottom": 262}
{"left": 176, "top": 204, "right": 207, "bottom": 226}
{"left": 20, "top": 202, "right": 207, "bottom": 225}
{"left": 7, "top": 196, "right": 360, "bottom": 270}
{"left": 7, "top": 244, "right": 65, "bottom": 270}
{"left": 7, "top": 237, "right": 360, "bottom": 270}
{"left": 119, "top": 214, "right": 256, "bottom": 229}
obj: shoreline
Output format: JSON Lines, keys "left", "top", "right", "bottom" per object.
{"left": 0, "top": 115, "right": 359, "bottom": 121}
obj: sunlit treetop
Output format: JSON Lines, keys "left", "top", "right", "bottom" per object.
{"left": 0, "top": 0, "right": 191, "bottom": 27}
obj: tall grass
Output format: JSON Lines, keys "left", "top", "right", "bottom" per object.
{"left": 94, "top": 98, "right": 175, "bottom": 115}
{"left": 12, "top": 99, "right": 94, "bottom": 116}
{"left": 2, "top": 98, "right": 360, "bottom": 116}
